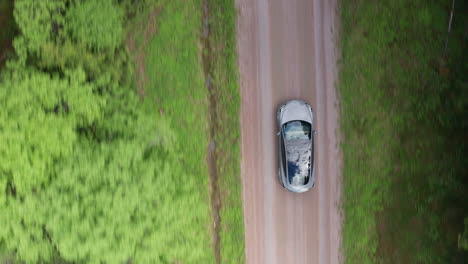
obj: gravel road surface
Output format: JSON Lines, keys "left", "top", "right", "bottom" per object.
{"left": 235, "top": 0, "right": 342, "bottom": 263}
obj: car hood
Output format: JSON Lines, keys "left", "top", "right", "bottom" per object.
{"left": 280, "top": 100, "right": 313, "bottom": 125}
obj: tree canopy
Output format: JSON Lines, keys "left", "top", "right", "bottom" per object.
{"left": 0, "top": 0, "right": 214, "bottom": 263}
{"left": 66, "top": 0, "right": 124, "bottom": 51}
{"left": 0, "top": 69, "right": 103, "bottom": 198}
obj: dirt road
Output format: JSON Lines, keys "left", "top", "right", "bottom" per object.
{"left": 235, "top": 0, "right": 341, "bottom": 263}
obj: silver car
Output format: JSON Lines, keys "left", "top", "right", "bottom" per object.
{"left": 277, "top": 100, "right": 316, "bottom": 193}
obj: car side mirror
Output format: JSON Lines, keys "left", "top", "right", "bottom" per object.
{"left": 277, "top": 131, "right": 281, "bottom": 136}
{"left": 313, "top": 130, "right": 318, "bottom": 135}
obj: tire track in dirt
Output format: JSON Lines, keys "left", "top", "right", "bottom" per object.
{"left": 201, "top": 1, "right": 221, "bottom": 263}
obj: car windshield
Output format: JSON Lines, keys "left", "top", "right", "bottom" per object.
{"left": 283, "top": 120, "right": 311, "bottom": 141}
{"left": 283, "top": 121, "right": 312, "bottom": 186}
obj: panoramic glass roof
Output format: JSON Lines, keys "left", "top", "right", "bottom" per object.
{"left": 283, "top": 121, "right": 312, "bottom": 186}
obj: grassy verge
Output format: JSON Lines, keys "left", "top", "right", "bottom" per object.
{"left": 340, "top": 0, "right": 467, "bottom": 263}
{"left": 205, "top": 0, "right": 245, "bottom": 263}
{"left": 126, "top": 0, "right": 214, "bottom": 262}
{"left": 126, "top": 0, "right": 245, "bottom": 262}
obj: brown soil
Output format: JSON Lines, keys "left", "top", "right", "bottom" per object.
{"left": 201, "top": 1, "right": 222, "bottom": 263}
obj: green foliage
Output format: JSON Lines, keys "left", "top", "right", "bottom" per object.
{"left": 126, "top": 0, "right": 221, "bottom": 261}
{"left": 340, "top": 0, "right": 468, "bottom": 263}
{"left": 66, "top": 0, "right": 123, "bottom": 51}
{"left": 0, "top": 69, "right": 102, "bottom": 262}
{"left": 13, "top": 0, "right": 130, "bottom": 83}
{"left": 1, "top": 110, "right": 212, "bottom": 263}
{"left": 43, "top": 122, "right": 208, "bottom": 263}
{"left": 0, "top": 69, "right": 103, "bottom": 198}
{"left": 141, "top": 0, "right": 210, "bottom": 178}
{"left": 126, "top": 0, "right": 246, "bottom": 261}
{"left": 13, "top": 0, "right": 66, "bottom": 55}
{"left": 459, "top": 217, "right": 468, "bottom": 250}
{"left": 206, "top": 0, "right": 245, "bottom": 262}
{"left": 0, "top": 0, "right": 219, "bottom": 263}
{"left": 0, "top": 67, "right": 213, "bottom": 264}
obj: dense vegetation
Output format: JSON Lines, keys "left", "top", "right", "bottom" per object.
{"left": 126, "top": 0, "right": 245, "bottom": 262}
{"left": 0, "top": 0, "right": 246, "bottom": 262}
{"left": 0, "top": 0, "right": 16, "bottom": 68}
{"left": 340, "top": 0, "right": 467, "bottom": 263}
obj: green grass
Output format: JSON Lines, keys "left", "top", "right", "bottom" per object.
{"left": 125, "top": 0, "right": 245, "bottom": 262}
{"left": 206, "top": 0, "right": 245, "bottom": 263}
{"left": 128, "top": 0, "right": 245, "bottom": 263}
{"left": 126, "top": 0, "right": 214, "bottom": 262}
{"left": 340, "top": 0, "right": 468, "bottom": 263}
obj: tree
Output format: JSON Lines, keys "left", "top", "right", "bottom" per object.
{"left": 0, "top": 68, "right": 103, "bottom": 262}
{"left": 459, "top": 217, "right": 468, "bottom": 250}
{"left": 0, "top": 69, "right": 103, "bottom": 197}
{"left": 13, "top": 0, "right": 129, "bottom": 82}
{"left": 13, "top": 0, "right": 66, "bottom": 54}
{"left": 2, "top": 1, "right": 215, "bottom": 263}
{"left": 0, "top": 103, "right": 212, "bottom": 263}
{"left": 66, "top": 0, "right": 124, "bottom": 51}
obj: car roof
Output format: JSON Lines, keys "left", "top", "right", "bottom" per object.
{"left": 283, "top": 121, "right": 312, "bottom": 187}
